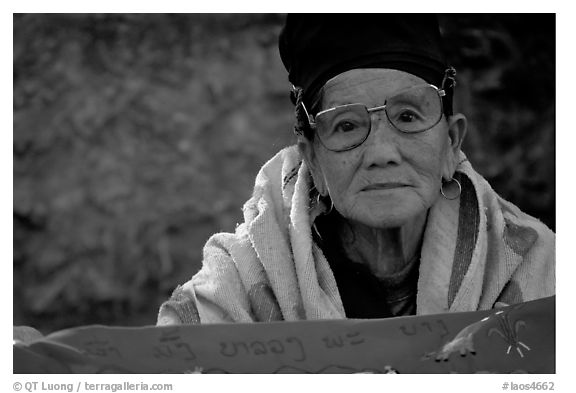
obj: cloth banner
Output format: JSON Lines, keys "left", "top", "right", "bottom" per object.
{"left": 13, "top": 296, "right": 554, "bottom": 374}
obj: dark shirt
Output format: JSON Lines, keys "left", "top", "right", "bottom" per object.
{"left": 314, "top": 212, "right": 420, "bottom": 319}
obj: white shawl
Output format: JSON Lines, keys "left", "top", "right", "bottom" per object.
{"left": 157, "top": 146, "right": 555, "bottom": 324}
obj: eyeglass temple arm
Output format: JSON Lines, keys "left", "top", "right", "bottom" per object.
{"left": 291, "top": 83, "right": 317, "bottom": 130}
{"left": 300, "top": 101, "right": 316, "bottom": 127}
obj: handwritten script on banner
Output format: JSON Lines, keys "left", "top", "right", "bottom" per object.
{"left": 13, "top": 296, "right": 554, "bottom": 374}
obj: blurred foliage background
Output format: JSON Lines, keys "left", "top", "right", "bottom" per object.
{"left": 13, "top": 14, "right": 555, "bottom": 334}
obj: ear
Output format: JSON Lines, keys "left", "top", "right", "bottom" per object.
{"left": 442, "top": 113, "right": 468, "bottom": 180}
{"left": 297, "top": 137, "right": 328, "bottom": 196}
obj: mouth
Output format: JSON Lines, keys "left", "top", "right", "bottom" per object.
{"left": 362, "top": 183, "right": 410, "bottom": 191}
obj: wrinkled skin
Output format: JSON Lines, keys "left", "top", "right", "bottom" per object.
{"left": 300, "top": 69, "right": 467, "bottom": 276}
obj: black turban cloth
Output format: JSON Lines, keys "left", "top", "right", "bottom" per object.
{"left": 279, "top": 14, "right": 453, "bottom": 115}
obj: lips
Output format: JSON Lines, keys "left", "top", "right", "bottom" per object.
{"left": 362, "top": 182, "right": 410, "bottom": 191}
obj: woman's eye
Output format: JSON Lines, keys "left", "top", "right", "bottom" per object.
{"left": 334, "top": 121, "right": 358, "bottom": 133}
{"left": 397, "top": 110, "right": 419, "bottom": 123}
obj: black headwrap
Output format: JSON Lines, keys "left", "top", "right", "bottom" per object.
{"left": 279, "top": 14, "right": 454, "bottom": 115}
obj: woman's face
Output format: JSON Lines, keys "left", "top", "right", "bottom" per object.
{"left": 303, "top": 68, "right": 465, "bottom": 229}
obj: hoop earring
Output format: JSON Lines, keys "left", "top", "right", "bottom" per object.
{"left": 441, "top": 178, "right": 462, "bottom": 200}
{"left": 317, "top": 193, "right": 334, "bottom": 215}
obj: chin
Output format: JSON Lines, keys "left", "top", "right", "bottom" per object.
{"left": 360, "top": 214, "right": 414, "bottom": 229}
{"left": 342, "top": 198, "right": 428, "bottom": 229}
{"left": 345, "top": 208, "right": 419, "bottom": 229}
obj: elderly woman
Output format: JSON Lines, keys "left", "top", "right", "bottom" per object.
{"left": 157, "top": 14, "right": 554, "bottom": 325}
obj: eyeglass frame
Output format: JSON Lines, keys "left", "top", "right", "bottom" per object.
{"left": 299, "top": 83, "right": 448, "bottom": 152}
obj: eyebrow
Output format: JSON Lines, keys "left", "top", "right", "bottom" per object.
{"left": 321, "top": 88, "right": 396, "bottom": 110}
{"left": 321, "top": 99, "right": 357, "bottom": 111}
{"left": 321, "top": 83, "right": 433, "bottom": 112}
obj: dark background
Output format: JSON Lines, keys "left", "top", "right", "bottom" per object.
{"left": 13, "top": 14, "right": 555, "bottom": 334}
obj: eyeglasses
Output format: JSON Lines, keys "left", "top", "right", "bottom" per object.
{"left": 301, "top": 84, "right": 446, "bottom": 152}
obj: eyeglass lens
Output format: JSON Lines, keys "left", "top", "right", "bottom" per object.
{"left": 315, "top": 85, "right": 443, "bottom": 151}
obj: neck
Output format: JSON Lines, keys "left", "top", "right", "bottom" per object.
{"left": 335, "top": 212, "right": 428, "bottom": 279}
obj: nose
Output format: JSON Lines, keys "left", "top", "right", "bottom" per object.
{"left": 362, "top": 112, "right": 402, "bottom": 168}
